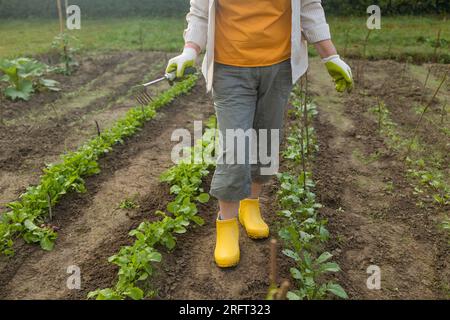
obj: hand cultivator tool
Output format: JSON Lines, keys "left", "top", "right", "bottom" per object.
{"left": 132, "top": 67, "right": 197, "bottom": 106}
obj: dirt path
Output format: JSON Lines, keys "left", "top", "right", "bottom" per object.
{"left": 0, "top": 81, "right": 213, "bottom": 299}
{"left": 308, "top": 58, "right": 449, "bottom": 299}
{"left": 0, "top": 51, "right": 169, "bottom": 211}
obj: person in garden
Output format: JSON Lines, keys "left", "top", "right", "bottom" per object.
{"left": 166, "top": 0, "right": 353, "bottom": 268}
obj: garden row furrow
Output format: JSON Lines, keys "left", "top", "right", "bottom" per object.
{"left": 0, "top": 75, "right": 198, "bottom": 256}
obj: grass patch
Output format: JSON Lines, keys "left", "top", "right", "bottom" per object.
{"left": 330, "top": 16, "right": 450, "bottom": 63}
{"left": 1, "top": 16, "right": 449, "bottom": 62}
{"left": 0, "top": 18, "right": 185, "bottom": 58}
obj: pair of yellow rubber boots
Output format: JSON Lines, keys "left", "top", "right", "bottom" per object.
{"left": 214, "top": 198, "right": 269, "bottom": 268}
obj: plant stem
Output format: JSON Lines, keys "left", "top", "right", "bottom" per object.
{"left": 64, "top": 0, "right": 69, "bottom": 17}
{"left": 47, "top": 193, "right": 53, "bottom": 220}
{"left": 421, "top": 66, "right": 432, "bottom": 104}
{"left": 433, "top": 29, "right": 441, "bottom": 63}
{"left": 303, "top": 72, "right": 310, "bottom": 156}
{"left": 50, "top": 102, "right": 59, "bottom": 118}
{"left": 0, "top": 94, "right": 4, "bottom": 125}
{"left": 139, "top": 25, "right": 144, "bottom": 52}
{"left": 386, "top": 40, "right": 392, "bottom": 58}
{"left": 377, "top": 97, "right": 382, "bottom": 132}
{"left": 56, "top": 0, "right": 64, "bottom": 34}
{"left": 405, "top": 70, "right": 448, "bottom": 159}
{"left": 95, "top": 120, "right": 101, "bottom": 136}
{"left": 56, "top": 0, "right": 70, "bottom": 74}
{"left": 441, "top": 101, "right": 447, "bottom": 125}
{"left": 299, "top": 78, "right": 307, "bottom": 191}
{"left": 363, "top": 29, "right": 372, "bottom": 59}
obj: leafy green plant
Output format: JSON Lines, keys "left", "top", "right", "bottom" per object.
{"left": 51, "top": 33, "right": 80, "bottom": 75}
{"left": 0, "top": 57, "right": 59, "bottom": 100}
{"left": 0, "top": 75, "right": 198, "bottom": 256}
{"left": 370, "top": 101, "right": 449, "bottom": 208}
{"left": 276, "top": 83, "right": 347, "bottom": 300}
{"left": 286, "top": 251, "right": 347, "bottom": 300}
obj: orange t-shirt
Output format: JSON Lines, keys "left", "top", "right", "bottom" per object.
{"left": 214, "top": 0, "right": 292, "bottom": 67}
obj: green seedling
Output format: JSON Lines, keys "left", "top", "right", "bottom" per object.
{"left": 119, "top": 198, "right": 140, "bottom": 210}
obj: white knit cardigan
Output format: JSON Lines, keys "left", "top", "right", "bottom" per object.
{"left": 183, "top": 0, "right": 332, "bottom": 92}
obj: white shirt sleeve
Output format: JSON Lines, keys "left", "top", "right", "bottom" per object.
{"left": 301, "top": 0, "right": 331, "bottom": 43}
{"left": 183, "top": 0, "right": 209, "bottom": 52}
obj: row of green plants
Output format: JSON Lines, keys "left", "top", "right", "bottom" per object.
{"left": 0, "top": 75, "right": 198, "bottom": 256}
{"left": 88, "top": 118, "right": 217, "bottom": 300}
{"left": 277, "top": 84, "right": 348, "bottom": 300}
{"left": 370, "top": 101, "right": 449, "bottom": 208}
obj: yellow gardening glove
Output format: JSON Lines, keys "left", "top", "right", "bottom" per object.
{"left": 323, "top": 55, "right": 353, "bottom": 93}
{"left": 165, "top": 47, "right": 198, "bottom": 79}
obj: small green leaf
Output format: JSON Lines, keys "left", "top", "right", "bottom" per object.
{"left": 290, "top": 267, "right": 302, "bottom": 280}
{"left": 316, "top": 251, "right": 333, "bottom": 264}
{"left": 282, "top": 249, "right": 300, "bottom": 261}
{"left": 196, "top": 193, "right": 210, "bottom": 204}
{"left": 170, "top": 185, "right": 181, "bottom": 194}
{"left": 190, "top": 215, "right": 205, "bottom": 226}
{"left": 40, "top": 236, "right": 55, "bottom": 251}
{"left": 286, "top": 291, "right": 301, "bottom": 300}
{"left": 24, "top": 219, "right": 38, "bottom": 231}
{"left": 125, "top": 287, "right": 144, "bottom": 300}
{"left": 320, "top": 262, "right": 341, "bottom": 273}
{"left": 148, "top": 251, "right": 162, "bottom": 262}
{"left": 327, "top": 283, "right": 348, "bottom": 299}
{"left": 167, "top": 201, "right": 178, "bottom": 213}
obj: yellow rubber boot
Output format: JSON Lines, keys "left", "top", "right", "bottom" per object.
{"left": 214, "top": 216, "right": 240, "bottom": 268}
{"left": 239, "top": 198, "right": 269, "bottom": 239}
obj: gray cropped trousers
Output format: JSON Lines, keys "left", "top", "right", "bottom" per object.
{"left": 210, "top": 59, "right": 293, "bottom": 202}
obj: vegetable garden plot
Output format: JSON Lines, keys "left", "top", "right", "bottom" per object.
{"left": 0, "top": 56, "right": 448, "bottom": 300}
{"left": 0, "top": 52, "right": 167, "bottom": 212}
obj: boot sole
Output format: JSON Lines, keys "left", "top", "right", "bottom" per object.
{"left": 247, "top": 232, "right": 270, "bottom": 240}
{"left": 216, "top": 261, "right": 239, "bottom": 268}
{"left": 215, "top": 256, "right": 240, "bottom": 268}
